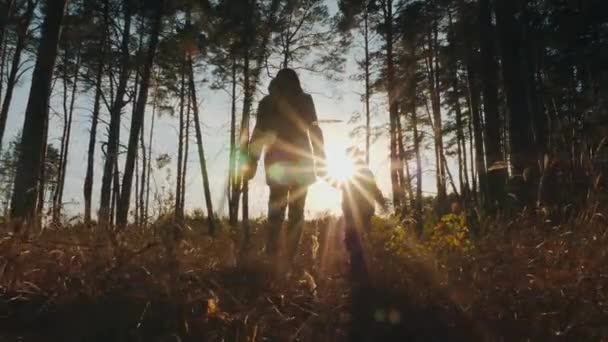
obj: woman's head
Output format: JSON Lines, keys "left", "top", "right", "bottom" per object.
{"left": 268, "top": 78, "right": 278, "bottom": 94}
{"left": 274, "top": 68, "right": 303, "bottom": 96}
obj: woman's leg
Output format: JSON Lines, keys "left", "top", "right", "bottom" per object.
{"left": 267, "top": 186, "right": 288, "bottom": 255}
{"left": 286, "top": 185, "right": 308, "bottom": 262}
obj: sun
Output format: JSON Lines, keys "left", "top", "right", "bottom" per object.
{"left": 324, "top": 144, "right": 355, "bottom": 182}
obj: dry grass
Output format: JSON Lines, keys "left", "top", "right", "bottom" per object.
{"left": 0, "top": 210, "right": 607, "bottom": 341}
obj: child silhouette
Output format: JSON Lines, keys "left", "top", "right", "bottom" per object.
{"left": 325, "top": 147, "right": 386, "bottom": 342}
{"left": 325, "top": 147, "right": 386, "bottom": 280}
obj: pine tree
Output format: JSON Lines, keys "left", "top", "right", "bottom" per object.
{"left": 10, "top": 0, "right": 67, "bottom": 229}
{"left": 116, "top": 0, "right": 166, "bottom": 228}
{"left": 0, "top": 0, "right": 36, "bottom": 153}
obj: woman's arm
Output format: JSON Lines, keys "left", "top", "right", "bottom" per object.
{"left": 246, "top": 97, "right": 274, "bottom": 179}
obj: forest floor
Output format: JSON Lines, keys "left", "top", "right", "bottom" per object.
{"left": 0, "top": 212, "right": 608, "bottom": 341}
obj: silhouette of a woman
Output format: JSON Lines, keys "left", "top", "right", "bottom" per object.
{"left": 245, "top": 69, "right": 326, "bottom": 260}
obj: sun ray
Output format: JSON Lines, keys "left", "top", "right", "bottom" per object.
{"left": 324, "top": 145, "right": 356, "bottom": 183}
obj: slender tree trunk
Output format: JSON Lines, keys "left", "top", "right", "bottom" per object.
{"left": 131, "top": 30, "right": 142, "bottom": 226}
{"left": 139, "top": 109, "right": 147, "bottom": 226}
{"left": 84, "top": 42, "right": 105, "bottom": 225}
{"left": 363, "top": 3, "right": 371, "bottom": 165}
{"left": 396, "top": 115, "right": 408, "bottom": 215}
{"left": 412, "top": 105, "right": 423, "bottom": 236}
{"left": 457, "top": 102, "right": 470, "bottom": 199}
{"left": 233, "top": 0, "right": 281, "bottom": 231}
{"left": 283, "top": 36, "right": 290, "bottom": 68}
{"left": 134, "top": 144, "right": 140, "bottom": 226}
{"left": 447, "top": 11, "right": 467, "bottom": 200}
{"left": 111, "top": 161, "right": 120, "bottom": 225}
{"left": 35, "top": 166, "right": 46, "bottom": 227}
{"left": 383, "top": 0, "right": 403, "bottom": 211}
{"left": 145, "top": 81, "right": 158, "bottom": 227}
{"left": 495, "top": 0, "right": 535, "bottom": 205}
{"left": 181, "top": 78, "right": 191, "bottom": 215}
{"left": 0, "top": 0, "right": 16, "bottom": 108}
{"left": 175, "top": 65, "right": 186, "bottom": 221}
{"left": 0, "top": 0, "right": 13, "bottom": 55}
{"left": 442, "top": 153, "right": 460, "bottom": 198}
{"left": 520, "top": 4, "right": 547, "bottom": 205}
{"left": 0, "top": 1, "right": 35, "bottom": 153}
{"left": 0, "top": 0, "right": 12, "bottom": 64}
{"left": 455, "top": 98, "right": 465, "bottom": 193}
{"left": 228, "top": 55, "right": 238, "bottom": 225}
{"left": 0, "top": 33, "right": 6, "bottom": 107}
{"left": 404, "top": 157, "right": 414, "bottom": 210}
{"left": 99, "top": 0, "right": 131, "bottom": 226}
{"left": 479, "top": 0, "right": 506, "bottom": 212}
{"left": 467, "top": 94, "right": 478, "bottom": 196}
{"left": 116, "top": 0, "right": 164, "bottom": 228}
{"left": 36, "top": 119, "right": 50, "bottom": 228}
{"left": 188, "top": 57, "right": 215, "bottom": 234}
{"left": 426, "top": 26, "right": 447, "bottom": 214}
{"left": 11, "top": 0, "right": 67, "bottom": 228}
{"left": 238, "top": 51, "right": 252, "bottom": 235}
{"left": 229, "top": 0, "right": 280, "bottom": 232}
{"left": 52, "top": 52, "right": 70, "bottom": 222}
{"left": 53, "top": 47, "right": 81, "bottom": 223}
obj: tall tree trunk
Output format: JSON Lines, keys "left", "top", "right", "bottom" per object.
{"left": 454, "top": 94, "right": 466, "bottom": 195}
{"left": 53, "top": 47, "right": 81, "bottom": 223}
{"left": 465, "top": 64, "right": 485, "bottom": 202}
{"left": 35, "top": 118, "right": 50, "bottom": 228}
{"left": 228, "top": 55, "right": 238, "bottom": 225}
{"left": 396, "top": 115, "right": 408, "bottom": 215}
{"left": 363, "top": 3, "right": 371, "bottom": 165}
{"left": 83, "top": 40, "right": 105, "bottom": 225}
{"left": 520, "top": 4, "right": 547, "bottom": 205}
{"left": 181, "top": 78, "right": 191, "bottom": 216}
{"left": 426, "top": 25, "right": 447, "bottom": 215}
{"left": 238, "top": 50, "right": 252, "bottom": 236}
{"left": 383, "top": 0, "right": 403, "bottom": 211}
{"left": 11, "top": 0, "right": 66, "bottom": 228}
{"left": 111, "top": 161, "right": 120, "bottom": 225}
{"left": 188, "top": 57, "right": 215, "bottom": 234}
{"left": 227, "top": 0, "right": 280, "bottom": 232}
{"left": 0, "top": 0, "right": 16, "bottom": 107}
{"left": 233, "top": 0, "right": 281, "bottom": 231}
{"left": 495, "top": 0, "right": 535, "bottom": 205}
{"left": 404, "top": 157, "right": 414, "bottom": 210}
{"left": 34, "top": 114, "right": 50, "bottom": 228}
{"left": 0, "top": 0, "right": 14, "bottom": 56}
{"left": 134, "top": 144, "right": 140, "bottom": 226}
{"left": 412, "top": 103, "right": 423, "bottom": 236}
{"left": 467, "top": 93, "right": 478, "bottom": 196}
{"left": 0, "top": 32, "right": 7, "bottom": 108}
{"left": 479, "top": 0, "right": 506, "bottom": 212}
{"left": 0, "top": 0, "right": 35, "bottom": 153}
{"left": 116, "top": 0, "right": 164, "bottom": 228}
{"left": 447, "top": 9, "right": 469, "bottom": 201}
{"left": 52, "top": 54, "right": 70, "bottom": 223}
{"left": 99, "top": 0, "right": 131, "bottom": 226}
{"left": 145, "top": 80, "right": 158, "bottom": 227}
{"left": 175, "top": 65, "right": 186, "bottom": 221}
{"left": 139, "top": 110, "right": 147, "bottom": 226}
{"left": 131, "top": 31, "right": 142, "bottom": 226}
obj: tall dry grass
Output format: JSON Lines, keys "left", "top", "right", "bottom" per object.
{"left": 0, "top": 208, "right": 606, "bottom": 340}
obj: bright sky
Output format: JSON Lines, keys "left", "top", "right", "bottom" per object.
{"left": 3, "top": 1, "right": 444, "bottom": 220}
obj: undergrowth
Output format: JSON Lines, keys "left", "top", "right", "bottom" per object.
{"left": 0, "top": 209, "right": 607, "bottom": 341}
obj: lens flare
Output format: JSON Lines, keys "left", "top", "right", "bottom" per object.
{"left": 325, "top": 145, "right": 355, "bottom": 182}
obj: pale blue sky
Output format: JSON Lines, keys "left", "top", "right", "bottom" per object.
{"left": 3, "top": 0, "right": 445, "bottom": 220}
